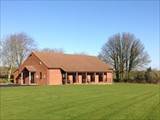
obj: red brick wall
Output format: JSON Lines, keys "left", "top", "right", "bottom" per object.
{"left": 48, "top": 69, "right": 62, "bottom": 85}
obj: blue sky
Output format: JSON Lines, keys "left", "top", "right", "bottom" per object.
{"left": 1, "top": 0, "right": 159, "bottom": 69}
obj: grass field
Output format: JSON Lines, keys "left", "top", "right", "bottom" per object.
{"left": 0, "top": 84, "right": 160, "bottom": 120}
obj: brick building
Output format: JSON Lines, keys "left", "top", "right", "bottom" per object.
{"left": 14, "top": 52, "right": 113, "bottom": 85}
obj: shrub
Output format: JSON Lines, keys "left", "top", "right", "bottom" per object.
{"left": 0, "top": 78, "right": 9, "bottom": 83}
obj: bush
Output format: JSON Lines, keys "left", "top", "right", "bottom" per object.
{"left": 0, "top": 79, "right": 9, "bottom": 83}
{"left": 114, "top": 68, "right": 160, "bottom": 84}
{"left": 129, "top": 69, "right": 160, "bottom": 84}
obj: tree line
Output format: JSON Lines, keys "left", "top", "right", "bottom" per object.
{"left": 0, "top": 32, "right": 159, "bottom": 83}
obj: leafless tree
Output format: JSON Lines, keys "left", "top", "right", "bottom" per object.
{"left": 73, "top": 52, "right": 88, "bottom": 55}
{"left": 98, "top": 33, "right": 150, "bottom": 81}
{"left": 1, "top": 32, "right": 37, "bottom": 81}
{"left": 39, "top": 48, "right": 64, "bottom": 54}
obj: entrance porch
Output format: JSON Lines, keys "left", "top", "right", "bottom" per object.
{"left": 19, "top": 66, "right": 36, "bottom": 85}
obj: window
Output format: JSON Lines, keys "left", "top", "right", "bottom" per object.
{"left": 40, "top": 72, "right": 42, "bottom": 79}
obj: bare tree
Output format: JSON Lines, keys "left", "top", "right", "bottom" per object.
{"left": 39, "top": 48, "right": 64, "bottom": 53}
{"left": 1, "top": 32, "right": 37, "bottom": 81}
{"left": 73, "top": 52, "right": 88, "bottom": 55}
{"left": 98, "top": 33, "right": 150, "bottom": 81}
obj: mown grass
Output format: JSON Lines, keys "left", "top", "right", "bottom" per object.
{"left": 0, "top": 83, "right": 160, "bottom": 120}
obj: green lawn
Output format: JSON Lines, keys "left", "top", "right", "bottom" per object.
{"left": 0, "top": 84, "right": 160, "bottom": 120}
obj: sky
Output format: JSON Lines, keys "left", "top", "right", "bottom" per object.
{"left": 0, "top": 0, "right": 159, "bottom": 69}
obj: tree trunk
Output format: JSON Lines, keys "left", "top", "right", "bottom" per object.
{"left": 127, "top": 71, "right": 130, "bottom": 81}
{"left": 8, "top": 65, "right": 12, "bottom": 82}
{"left": 116, "top": 71, "right": 120, "bottom": 82}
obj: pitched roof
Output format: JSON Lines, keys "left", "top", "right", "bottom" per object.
{"left": 33, "top": 52, "right": 112, "bottom": 72}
